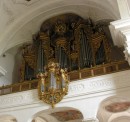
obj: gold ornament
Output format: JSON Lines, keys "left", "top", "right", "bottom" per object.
{"left": 37, "top": 61, "right": 69, "bottom": 108}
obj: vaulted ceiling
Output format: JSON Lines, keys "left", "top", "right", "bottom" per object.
{"left": 0, "top": 0, "right": 120, "bottom": 55}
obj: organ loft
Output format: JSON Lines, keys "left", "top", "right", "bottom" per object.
{"left": 1, "top": 13, "right": 129, "bottom": 95}
{"left": 21, "top": 13, "right": 127, "bottom": 82}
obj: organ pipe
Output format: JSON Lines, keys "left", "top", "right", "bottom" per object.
{"left": 21, "top": 14, "right": 111, "bottom": 81}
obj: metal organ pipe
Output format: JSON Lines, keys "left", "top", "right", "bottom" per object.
{"left": 41, "top": 41, "right": 44, "bottom": 72}
{"left": 80, "top": 28, "right": 92, "bottom": 68}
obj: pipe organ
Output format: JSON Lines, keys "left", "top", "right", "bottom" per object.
{"left": 21, "top": 14, "right": 119, "bottom": 81}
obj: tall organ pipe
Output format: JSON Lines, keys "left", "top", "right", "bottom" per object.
{"left": 80, "top": 28, "right": 92, "bottom": 68}
{"left": 37, "top": 40, "right": 44, "bottom": 73}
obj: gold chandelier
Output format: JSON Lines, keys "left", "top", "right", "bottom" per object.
{"left": 37, "top": 61, "right": 69, "bottom": 108}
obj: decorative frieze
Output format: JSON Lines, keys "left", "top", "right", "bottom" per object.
{"left": 0, "top": 70, "right": 130, "bottom": 109}
{"left": 0, "top": 90, "right": 39, "bottom": 109}
{"left": 69, "top": 84, "right": 85, "bottom": 92}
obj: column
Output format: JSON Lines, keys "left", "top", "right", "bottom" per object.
{"left": 117, "top": 0, "right": 130, "bottom": 19}
{"left": 109, "top": 0, "right": 130, "bottom": 65}
{"left": 109, "top": 18, "right": 130, "bottom": 65}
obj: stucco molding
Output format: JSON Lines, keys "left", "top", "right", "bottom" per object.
{"left": 109, "top": 18, "right": 130, "bottom": 65}
{"left": 0, "top": 70, "right": 130, "bottom": 111}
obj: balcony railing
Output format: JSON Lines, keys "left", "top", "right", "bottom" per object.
{"left": 0, "top": 60, "right": 129, "bottom": 96}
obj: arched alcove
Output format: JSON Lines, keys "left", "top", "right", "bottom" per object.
{"left": 29, "top": 107, "right": 84, "bottom": 122}
{"left": 0, "top": 13, "right": 129, "bottom": 96}
{"left": 97, "top": 96, "right": 130, "bottom": 122}
{"left": 0, "top": 115, "right": 17, "bottom": 122}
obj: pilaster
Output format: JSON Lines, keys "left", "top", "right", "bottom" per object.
{"left": 109, "top": 18, "right": 130, "bottom": 65}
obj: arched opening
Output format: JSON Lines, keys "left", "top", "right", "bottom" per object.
{"left": 0, "top": 115, "right": 17, "bottom": 122}
{"left": 110, "top": 116, "right": 130, "bottom": 122}
{"left": 97, "top": 96, "right": 130, "bottom": 122}
{"left": 29, "top": 107, "right": 84, "bottom": 122}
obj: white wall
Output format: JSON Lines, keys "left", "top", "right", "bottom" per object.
{"left": 127, "top": 0, "right": 130, "bottom": 11}
{"left": 0, "top": 70, "right": 130, "bottom": 122}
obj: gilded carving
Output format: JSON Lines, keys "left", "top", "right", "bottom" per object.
{"left": 37, "top": 62, "right": 69, "bottom": 108}
{"left": 19, "top": 13, "right": 123, "bottom": 82}
{"left": 0, "top": 13, "right": 128, "bottom": 97}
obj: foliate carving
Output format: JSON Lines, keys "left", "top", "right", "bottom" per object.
{"left": 0, "top": 95, "right": 23, "bottom": 105}
{"left": 89, "top": 80, "right": 112, "bottom": 88}
{"left": 55, "top": 20, "right": 67, "bottom": 35}
{"left": 56, "top": 37, "right": 67, "bottom": 49}
{"left": 91, "top": 33, "right": 104, "bottom": 53}
{"left": 69, "top": 84, "right": 85, "bottom": 92}
{"left": 0, "top": 90, "right": 38, "bottom": 108}
{"left": 22, "top": 44, "right": 36, "bottom": 69}
{"left": 19, "top": 13, "right": 126, "bottom": 82}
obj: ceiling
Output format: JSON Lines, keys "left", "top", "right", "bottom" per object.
{"left": 0, "top": 0, "right": 120, "bottom": 55}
